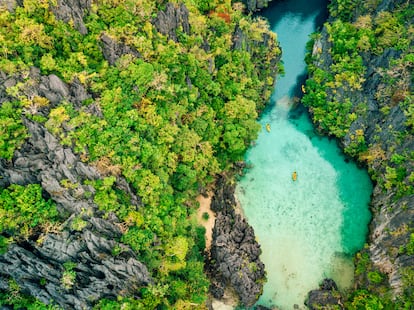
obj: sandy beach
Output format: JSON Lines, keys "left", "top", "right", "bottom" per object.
{"left": 196, "top": 192, "right": 215, "bottom": 253}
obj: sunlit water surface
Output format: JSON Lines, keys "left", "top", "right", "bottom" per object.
{"left": 235, "top": 1, "right": 372, "bottom": 308}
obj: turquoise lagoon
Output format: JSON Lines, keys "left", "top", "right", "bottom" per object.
{"left": 235, "top": 0, "right": 373, "bottom": 308}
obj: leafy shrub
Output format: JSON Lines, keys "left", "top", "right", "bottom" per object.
{"left": 0, "top": 278, "right": 60, "bottom": 309}
{"left": 0, "top": 101, "right": 28, "bottom": 160}
{"left": 202, "top": 212, "right": 209, "bottom": 220}
{"left": 346, "top": 290, "right": 387, "bottom": 309}
{"left": 367, "top": 271, "right": 384, "bottom": 284}
{"left": 328, "top": 0, "right": 357, "bottom": 21}
{"left": 0, "top": 184, "right": 58, "bottom": 242}
{"left": 0, "top": 0, "right": 281, "bottom": 307}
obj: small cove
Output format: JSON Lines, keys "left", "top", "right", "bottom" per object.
{"left": 235, "top": 0, "right": 373, "bottom": 309}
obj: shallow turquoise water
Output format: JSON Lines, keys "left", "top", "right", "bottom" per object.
{"left": 235, "top": 1, "right": 373, "bottom": 309}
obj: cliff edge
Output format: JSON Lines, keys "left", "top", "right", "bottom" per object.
{"left": 304, "top": 0, "right": 413, "bottom": 307}
{"left": 0, "top": 0, "right": 280, "bottom": 308}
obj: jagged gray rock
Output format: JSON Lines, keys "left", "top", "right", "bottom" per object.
{"left": 0, "top": 69, "right": 91, "bottom": 110}
{"left": 152, "top": 2, "right": 190, "bottom": 42}
{"left": 376, "top": 0, "right": 408, "bottom": 12}
{"left": 309, "top": 3, "right": 414, "bottom": 296}
{"left": 0, "top": 70, "right": 150, "bottom": 309}
{"left": 209, "top": 176, "right": 265, "bottom": 307}
{"left": 242, "top": 0, "right": 272, "bottom": 12}
{"left": 100, "top": 34, "right": 141, "bottom": 66}
{"left": 1, "top": 230, "right": 151, "bottom": 310}
{"left": 0, "top": 0, "right": 17, "bottom": 12}
{"left": 52, "top": 0, "right": 91, "bottom": 35}
{"left": 305, "top": 279, "right": 342, "bottom": 310}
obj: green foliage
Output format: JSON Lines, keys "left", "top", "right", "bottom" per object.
{"left": 344, "top": 129, "right": 367, "bottom": 157}
{"left": 407, "top": 234, "right": 414, "bottom": 255}
{"left": 346, "top": 290, "right": 386, "bottom": 309}
{"left": 355, "top": 251, "right": 371, "bottom": 276}
{"left": 400, "top": 233, "right": 414, "bottom": 256}
{"left": 0, "top": 278, "right": 60, "bottom": 309}
{"left": 196, "top": 0, "right": 215, "bottom": 13}
{"left": 306, "top": 1, "right": 414, "bottom": 309}
{"left": 0, "top": 184, "right": 58, "bottom": 242}
{"left": 303, "top": 20, "right": 366, "bottom": 139}
{"left": 400, "top": 267, "right": 414, "bottom": 306}
{"left": 202, "top": 212, "right": 209, "bottom": 220}
{"left": 61, "top": 262, "right": 77, "bottom": 290}
{"left": 0, "top": 0, "right": 280, "bottom": 307}
{"left": 0, "top": 235, "right": 11, "bottom": 254}
{"left": 367, "top": 271, "right": 384, "bottom": 284}
{"left": 45, "top": 106, "right": 70, "bottom": 135}
{"left": 70, "top": 216, "right": 88, "bottom": 231}
{"left": 374, "top": 11, "right": 409, "bottom": 52}
{"left": 0, "top": 101, "right": 28, "bottom": 159}
{"left": 328, "top": 0, "right": 357, "bottom": 20}
{"left": 405, "top": 97, "right": 414, "bottom": 132}
{"left": 220, "top": 96, "right": 261, "bottom": 161}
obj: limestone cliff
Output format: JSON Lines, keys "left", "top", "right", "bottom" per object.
{"left": 304, "top": 0, "right": 414, "bottom": 306}
{"left": 208, "top": 175, "right": 265, "bottom": 307}
{"left": 0, "top": 0, "right": 280, "bottom": 308}
{"left": 241, "top": 0, "right": 272, "bottom": 12}
{"left": 0, "top": 66, "right": 151, "bottom": 310}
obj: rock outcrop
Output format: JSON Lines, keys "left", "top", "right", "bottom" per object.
{"left": 0, "top": 0, "right": 16, "bottom": 12}
{"left": 0, "top": 71, "right": 150, "bottom": 309}
{"left": 307, "top": 0, "right": 414, "bottom": 299}
{"left": 1, "top": 0, "right": 91, "bottom": 33}
{"left": 152, "top": 2, "right": 190, "bottom": 42}
{"left": 1, "top": 230, "right": 151, "bottom": 310}
{"left": 305, "top": 279, "right": 343, "bottom": 310}
{"left": 241, "top": 0, "right": 272, "bottom": 12}
{"left": 100, "top": 34, "right": 141, "bottom": 66}
{"left": 208, "top": 176, "right": 265, "bottom": 307}
{"left": 52, "top": 0, "right": 91, "bottom": 35}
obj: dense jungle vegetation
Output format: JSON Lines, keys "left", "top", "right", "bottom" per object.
{"left": 0, "top": 0, "right": 280, "bottom": 308}
{"left": 304, "top": 0, "right": 414, "bottom": 199}
{"left": 304, "top": 0, "right": 414, "bottom": 308}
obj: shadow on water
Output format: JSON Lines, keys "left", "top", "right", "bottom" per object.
{"left": 259, "top": 0, "right": 328, "bottom": 118}
{"left": 251, "top": 0, "right": 372, "bottom": 306}
{"left": 292, "top": 101, "right": 372, "bottom": 257}
{"left": 239, "top": 0, "right": 373, "bottom": 307}
{"left": 286, "top": 71, "right": 308, "bottom": 120}
{"left": 306, "top": 121, "right": 372, "bottom": 256}
{"left": 261, "top": 0, "right": 329, "bottom": 31}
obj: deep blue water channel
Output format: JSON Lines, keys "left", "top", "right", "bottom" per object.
{"left": 234, "top": 1, "right": 373, "bottom": 309}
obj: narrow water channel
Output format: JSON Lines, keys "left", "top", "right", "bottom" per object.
{"left": 234, "top": 1, "right": 373, "bottom": 309}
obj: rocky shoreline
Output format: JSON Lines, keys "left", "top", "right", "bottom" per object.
{"left": 6, "top": 0, "right": 408, "bottom": 308}
{"left": 207, "top": 174, "right": 266, "bottom": 308}
{"left": 0, "top": 0, "right": 281, "bottom": 308}
{"left": 303, "top": 0, "right": 414, "bottom": 306}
